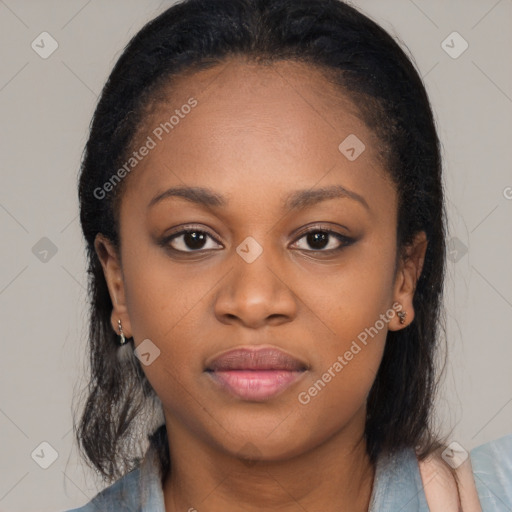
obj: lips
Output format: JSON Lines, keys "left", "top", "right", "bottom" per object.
{"left": 206, "top": 347, "right": 307, "bottom": 372}
{"left": 205, "top": 347, "right": 308, "bottom": 401}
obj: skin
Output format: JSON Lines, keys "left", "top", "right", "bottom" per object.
{"left": 96, "top": 57, "right": 427, "bottom": 512}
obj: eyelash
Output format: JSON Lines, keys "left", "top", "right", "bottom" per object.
{"left": 160, "top": 224, "right": 355, "bottom": 255}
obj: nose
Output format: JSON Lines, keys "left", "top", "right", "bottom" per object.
{"left": 213, "top": 247, "right": 298, "bottom": 329}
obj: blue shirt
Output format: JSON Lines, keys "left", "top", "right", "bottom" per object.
{"left": 64, "top": 434, "right": 512, "bottom": 511}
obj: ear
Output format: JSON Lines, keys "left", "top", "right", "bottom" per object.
{"left": 94, "top": 233, "right": 132, "bottom": 338}
{"left": 389, "top": 231, "right": 428, "bottom": 330}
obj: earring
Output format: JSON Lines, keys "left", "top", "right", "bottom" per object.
{"left": 397, "top": 310, "right": 407, "bottom": 325}
{"left": 118, "top": 319, "right": 126, "bottom": 345}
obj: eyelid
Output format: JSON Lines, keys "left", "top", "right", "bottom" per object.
{"left": 291, "top": 222, "right": 350, "bottom": 239}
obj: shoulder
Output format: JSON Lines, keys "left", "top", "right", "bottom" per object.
{"left": 417, "top": 435, "right": 512, "bottom": 512}
{"left": 371, "top": 435, "right": 512, "bottom": 512}
{"left": 470, "top": 433, "right": 512, "bottom": 510}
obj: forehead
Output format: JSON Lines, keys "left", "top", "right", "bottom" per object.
{"left": 121, "top": 57, "right": 394, "bottom": 216}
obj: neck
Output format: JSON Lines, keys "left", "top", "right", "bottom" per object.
{"left": 162, "top": 414, "right": 375, "bottom": 512}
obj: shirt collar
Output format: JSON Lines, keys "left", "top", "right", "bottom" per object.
{"left": 139, "top": 441, "right": 166, "bottom": 512}
{"left": 368, "top": 447, "right": 429, "bottom": 512}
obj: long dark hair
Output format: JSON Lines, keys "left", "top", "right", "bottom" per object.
{"left": 76, "top": 0, "right": 446, "bottom": 483}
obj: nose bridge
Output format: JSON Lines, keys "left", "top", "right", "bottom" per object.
{"left": 214, "top": 234, "right": 297, "bottom": 327}
{"left": 233, "top": 234, "right": 285, "bottom": 302}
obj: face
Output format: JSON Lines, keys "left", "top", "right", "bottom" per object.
{"left": 96, "top": 58, "right": 426, "bottom": 462}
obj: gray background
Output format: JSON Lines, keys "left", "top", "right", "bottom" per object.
{"left": 0, "top": 0, "right": 511, "bottom": 510}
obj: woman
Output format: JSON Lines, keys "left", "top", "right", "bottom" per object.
{"left": 67, "top": 0, "right": 512, "bottom": 510}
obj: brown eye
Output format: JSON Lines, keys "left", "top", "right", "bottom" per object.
{"left": 292, "top": 228, "right": 354, "bottom": 252}
{"left": 165, "top": 229, "right": 222, "bottom": 252}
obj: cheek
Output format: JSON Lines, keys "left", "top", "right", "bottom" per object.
{"left": 294, "top": 239, "right": 395, "bottom": 417}
{"left": 123, "top": 265, "right": 205, "bottom": 418}
{"left": 120, "top": 245, "right": 221, "bottom": 399}
{"left": 301, "top": 238, "right": 397, "bottom": 344}
{"left": 295, "top": 313, "right": 387, "bottom": 443}
{"left": 122, "top": 240, "right": 211, "bottom": 341}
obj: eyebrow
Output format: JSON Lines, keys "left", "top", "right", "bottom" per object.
{"left": 148, "top": 186, "right": 226, "bottom": 209}
{"left": 148, "top": 184, "right": 369, "bottom": 211}
{"left": 284, "top": 185, "right": 369, "bottom": 211}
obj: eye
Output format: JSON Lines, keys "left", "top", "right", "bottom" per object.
{"left": 160, "top": 224, "right": 354, "bottom": 254}
{"left": 291, "top": 227, "right": 354, "bottom": 252}
{"left": 164, "top": 227, "right": 223, "bottom": 252}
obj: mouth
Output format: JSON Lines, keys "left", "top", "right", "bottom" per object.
{"left": 205, "top": 347, "right": 308, "bottom": 401}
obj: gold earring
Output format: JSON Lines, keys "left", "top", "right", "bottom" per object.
{"left": 118, "top": 319, "right": 126, "bottom": 345}
{"left": 397, "top": 311, "right": 407, "bottom": 325}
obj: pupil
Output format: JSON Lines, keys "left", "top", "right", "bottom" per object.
{"left": 308, "top": 231, "right": 329, "bottom": 250}
{"left": 185, "top": 232, "right": 206, "bottom": 250}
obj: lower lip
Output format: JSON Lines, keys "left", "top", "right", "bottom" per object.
{"left": 207, "top": 370, "right": 305, "bottom": 401}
